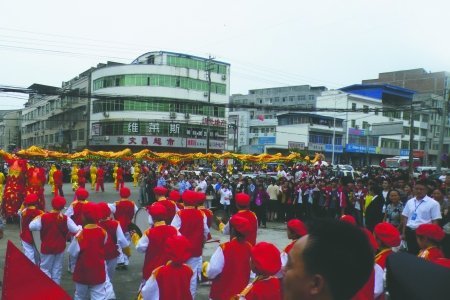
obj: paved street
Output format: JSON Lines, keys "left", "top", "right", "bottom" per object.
{"left": 0, "top": 182, "right": 290, "bottom": 299}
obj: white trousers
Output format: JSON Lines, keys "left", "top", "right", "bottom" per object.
{"left": 117, "top": 232, "right": 130, "bottom": 265}
{"left": 74, "top": 282, "right": 107, "bottom": 300}
{"left": 21, "top": 240, "right": 37, "bottom": 264}
{"left": 186, "top": 256, "right": 202, "bottom": 299}
{"left": 40, "top": 252, "right": 64, "bottom": 284}
{"left": 105, "top": 258, "right": 118, "bottom": 299}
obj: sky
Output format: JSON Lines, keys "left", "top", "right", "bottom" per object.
{"left": 0, "top": 0, "right": 449, "bottom": 109}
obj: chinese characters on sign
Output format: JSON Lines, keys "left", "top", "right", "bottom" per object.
{"left": 128, "top": 122, "right": 139, "bottom": 133}
{"left": 201, "top": 118, "right": 227, "bottom": 126}
{"left": 148, "top": 123, "right": 160, "bottom": 134}
{"left": 93, "top": 136, "right": 225, "bottom": 149}
{"left": 169, "top": 123, "right": 180, "bottom": 134}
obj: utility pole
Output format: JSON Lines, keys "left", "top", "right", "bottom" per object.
{"left": 85, "top": 72, "right": 92, "bottom": 149}
{"left": 408, "top": 102, "right": 415, "bottom": 179}
{"left": 437, "top": 87, "right": 449, "bottom": 172}
{"left": 205, "top": 55, "right": 215, "bottom": 153}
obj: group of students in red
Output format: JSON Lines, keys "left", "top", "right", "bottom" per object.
{"left": 17, "top": 181, "right": 450, "bottom": 300}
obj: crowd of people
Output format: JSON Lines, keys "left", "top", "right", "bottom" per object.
{"left": 4, "top": 159, "right": 450, "bottom": 299}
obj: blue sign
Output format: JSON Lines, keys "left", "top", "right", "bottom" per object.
{"left": 258, "top": 137, "right": 276, "bottom": 145}
{"left": 324, "top": 144, "right": 343, "bottom": 153}
{"left": 345, "top": 144, "right": 377, "bottom": 154}
{"left": 400, "top": 149, "right": 409, "bottom": 156}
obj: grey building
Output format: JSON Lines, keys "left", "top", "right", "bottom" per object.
{"left": 229, "top": 85, "right": 327, "bottom": 152}
{"left": 0, "top": 110, "right": 20, "bottom": 151}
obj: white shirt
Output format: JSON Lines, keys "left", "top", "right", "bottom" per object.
{"left": 141, "top": 273, "right": 159, "bottom": 300}
{"left": 136, "top": 225, "right": 180, "bottom": 253}
{"left": 197, "top": 180, "right": 207, "bottom": 193}
{"left": 206, "top": 246, "right": 225, "bottom": 279}
{"left": 219, "top": 188, "right": 232, "bottom": 205}
{"left": 402, "top": 195, "right": 442, "bottom": 229}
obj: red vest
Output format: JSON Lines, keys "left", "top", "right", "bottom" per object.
{"left": 73, "top": 225, "right": 107, "bottom": 285}
{"left": 154, "top": 262, "right": 193, "bottom": 300}
{"left": 143, "top": 223, "right": 178, "bottom": 280}
{"left": 20, "top": 207, "right": 43, "bottom": 244}
{"left": 210, "top": 238, "right": 252, "bottom": 300}
{"left": 116, "top": 168, "right": 123, "bottom": 181}
{"left": 77, "top": 169, "right": 86, "bottom": 184}
{"left": 284, "top": 240, "right": 296, "bottom": 254}
{"left": 114, "top": 200, "right": 135, "bottom": 232}
{"left": 157, "top": 199, "right": 177, "bottom": 224}
{"left": 178, "top": 208, "right": 205, "bottom": 257}
{"left": 98, "top": 219, "right": 120, "bottom": 260}
{"left": 40, "top": 212, "right": 69, "bottom": 254}
{"left": 72, "top": 200, "right": 88, "bottom": 226}
{"left": 96, "top": 168, "right": 104, "bottom": 183}
{"left": 199, "top": 207, "right": 213, "bottom": 228}
{"left": 375, "top": 249, "right": 393, "bottom": 270}
{"left": 352, "top": 268, "right": 375, "bottom": 300}
{"left": 234, "top": 210, "right": 258, "bottom": 246}
{"left": 418, "top": 246, "right": 444, "bottom": 261}
{"left": 239, "top": 277, "right": 281, "bottom": 300}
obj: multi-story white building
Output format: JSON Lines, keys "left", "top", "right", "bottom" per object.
{"left": 89, "top": 51, "right": 230, "bottom": 152}
{"left": 0, "top": 110, "right": 20, "bottom": 151}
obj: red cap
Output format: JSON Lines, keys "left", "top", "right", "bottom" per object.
{"left": 97, "top": 202, "right": 111, "bottom": 220}
{"left": 153, "top": 186, "right": 168, "bottom": 196}
{"left": 119, "top": 187, "right": 131, "bottom": 198}
{"left": 374, "top": 222, "right": 401, "bottom": 247}
{"left": 230, "top": 215, "right": 251, "bottom": 236}
{"left": 287, "top": 219, "right": 308, "bottom": 237}
{"left": 182, "top": 190, "right": 197, "bottom": 206}
{"left": 340, "top": 215, "right": 356, "bottom": 226}
{"left": 251, "top": 242, "right": 281, "bottom": 276}
{"left": 148, "top": 203, "right": 167, "bottom": 220}
{"left": 82, "top": 202, "right": 100, "bottom": 223}
{"left": 168, "top": 190, "right": 181, "bottom": 202}
{"left": 235, "top": 193, "right": 250, "bottom": 207}
{"left": 416, "top": 224, "right": 445, "bottom": 242}
{"left": 75, "top": 188, "right": 89, "bottom": 200}
{"left": 362, "top": 228, "right": 378, "bottom": 251}
{"left": 165, "top": 235, "right": 191, "bottom": 264}
{"left": 24, "top": 194, "right": 39, "bottom": 205}
{"left": 195, "top": 192, "right": 206, "bottom": 205}
{"left": 51, "top": 196, "right": 66, "bottom": 211}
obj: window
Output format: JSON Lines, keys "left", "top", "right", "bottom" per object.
{"left": 352, "top": 103, "right": 356, "bottom": 111}
{"left": 362, "top": 121, "right": 369, "bottom": 129}
{"left": 401, "top": 141, "right": 409, "bottom": 149}
{"left": 289, "top": 96, "right": 294, "bottom": 102}
{"left": 298, "top": 95, "right": 305, "bottom": 101}
{"left": 351, "top": 120, "right": 356, "bottom": 128}
{"left": 308, "top": 95, "right": 315, "bottom": 100}
{"left": 363, "top": 105, "right": 369, "bottom": 114}
{"left": 274, "top": 97, "right": 280, "bottom": 102}
{"left": 381, "top": 138, "right": 399, "bottom": 149}
{"left": 375, "top": 108, "right": 379, "bottom": 115}
{"left": 78, "top": 129, "right": 85, "bottom": 141}
{"left": 282, "top": 97, "right": 286, "bottom": 102}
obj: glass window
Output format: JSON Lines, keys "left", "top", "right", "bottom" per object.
{"left": 352, "top": 103, "right": 356, "bottom": 110}
{"left": 78, "top": 129, "right": 85, "bottom": 141}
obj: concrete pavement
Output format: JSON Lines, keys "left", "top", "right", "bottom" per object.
{"left": 0, "top": 182, "right": 290, "bottom": 299}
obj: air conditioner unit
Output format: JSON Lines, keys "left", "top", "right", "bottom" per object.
{"left": 221, "top": 74, "right": 226, "bottom": 80}
{"left": 170, "top": 112, "right": 177, "bottom": 119}
{"left": 103, "top": 111, "right": 109, "bottom": 118}
{"left": 184, "top": 113, "right": 190, "bottom": 119}
{"left": 203, "top": 92, "right": 209, "bottom": 97}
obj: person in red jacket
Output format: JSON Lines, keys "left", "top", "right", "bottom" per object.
{"left": 235, "top": 242, "right": 282, "bottom": 300}
{"left": 65, "top": 188, "right": 90, "bottom": 226}
{"left": 280, "top": 219, "right": 308, "bottom": 273}
{"left": 77, "top": 165, "right": 86, "bottom": 189}
{"left": 68, "top": 202, "right": 107, "bottom": 300}
{"left": 136, "top": 203, "right": 178, "bottom": 284}
{"left": 151, "top": 186, "right": 178, "bottom": 225}
{"left": 116, "top": 164, "right": 124, "bottom": 191}
{"left": 140, "top": 235, "right": 193, "bottom": 300}
{"left": 205, "top": 215, "right": 253, "bottom": 300}
{"left": 29, "top": 196, "right": 81, "bottom": 284}
{"left": 373, "top": 222, "right": 401, "bottom": 270}
{"left": 219, "top": 193, "right": 258, "bottom": 246}
{"left": 196, "top": 192, "right": 214, "bottom": 240}
{"left": 53, "top": 165, "right": 64, "bottom": 197}
{"left": 18, "top": 194, "right": 44, "bottom": 264}
{"left": 416, "top": 223, "right": 445, "bottom": 261}
{"left": 171, "top": 190, "right": 209, "bottom": 298}
{"left": 97, "top": 202, "right": 129, "bottom": 299}
{"left": 95, "top": 165, "right": 105, "bottom": 193}
{"left": 109, "top": 187, "right": 138, "bottom": 270}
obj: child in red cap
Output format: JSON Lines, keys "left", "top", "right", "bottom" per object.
{"left": 19, "top": 193, "right": 44, "bottom": 264}
{"left": 416, "top": 223, "right": 445, "bottom": 261}
{"left": 235, "top": 242, "right": 282, "bottom": 300}
{"left": 65, "top": 188, "right": 90, "bottom": 226}
{"left": 373, "top": 222, "right": 401, "bottom": 270}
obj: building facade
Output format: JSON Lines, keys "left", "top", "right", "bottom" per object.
{"left": 89, "top": 51, "right": 230, "bottom": 152}
{"left": 229, "top": 85, "right": 326, "bottom": 153}
{"left": 0, "top": 110, "right": 20, "bottom": 151}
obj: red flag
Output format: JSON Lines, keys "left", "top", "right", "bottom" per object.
{"left": 2, "top": 240, "right": 71, "bottom": 300}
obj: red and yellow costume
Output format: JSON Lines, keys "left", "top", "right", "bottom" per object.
{"left": 236, "top": 276, "right": 281, "bottom": 300}
{"left": 1, "top": 158, "right": 27, "bottom": 219}
{"left": 418, "top": 246, "right": 444, "bottom": 261}
{"left": 25, "top": 166, "right": 46, "bottom": 211}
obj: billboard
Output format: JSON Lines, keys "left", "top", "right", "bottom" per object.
{"left": 370, "top": 121, "right": 403, "bottom": 136}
